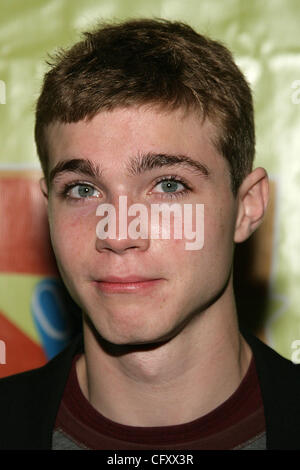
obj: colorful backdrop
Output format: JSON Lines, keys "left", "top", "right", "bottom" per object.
{"left": 1, "top": 0, "right": 300, "bottom": 376}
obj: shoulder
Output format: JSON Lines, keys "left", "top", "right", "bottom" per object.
{"left": 243, "top": 330, "right": 300, "bottom": 383}
{"left": 0, "top": 333, "right": 82, "bottom": 390}
{"left": 242, "top": 330, "right": 300, "bottom": 449}
{"left": 0, "top": 334, "right": 83, "bottom": 449}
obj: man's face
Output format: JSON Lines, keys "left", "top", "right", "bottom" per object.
{"left": 44, "top": 105, "right": 238, "bottom": 345}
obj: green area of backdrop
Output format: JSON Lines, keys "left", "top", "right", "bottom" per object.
{"left": 1, "top": 0, "right": 300, "bottom": 362}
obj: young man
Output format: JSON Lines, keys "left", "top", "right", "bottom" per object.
{"left": 1, "top": 18, "right": 300, "bottom": 451}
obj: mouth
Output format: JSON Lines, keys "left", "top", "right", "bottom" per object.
{"left": 93, "top": 276, "right": 164, "bottom": 294}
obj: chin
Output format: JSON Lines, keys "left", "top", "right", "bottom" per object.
{"left": 83, "top": 310, "right": 179, "bottom": 350}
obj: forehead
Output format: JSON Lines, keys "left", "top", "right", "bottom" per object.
{"left": 45, "top": 105, "right": 227, "bottom": 176}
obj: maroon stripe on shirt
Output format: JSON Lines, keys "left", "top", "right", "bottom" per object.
{"left": 54, "top": 354, "right": 265, "bottom": 450}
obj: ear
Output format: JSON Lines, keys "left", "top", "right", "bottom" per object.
{"left": 39, "top": 177, "right": 49, "bottom": 205}
{"left": 234, "top": 167, "right": 269, "bottom": 243}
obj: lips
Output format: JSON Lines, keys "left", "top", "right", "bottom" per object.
{"left": 98, "top": 275, "right": 158, "bottom": 283}
{"left": 93, "top": 275, "right": 163, "bottom": 293}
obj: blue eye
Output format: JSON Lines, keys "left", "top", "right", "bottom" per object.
{"left": 152, "top": 177, "right": 190, "bottom": 199}
{"left": 155, "top": 179, "right": 185, "bottom": 193}
{"left": 65, "top": 183, "right": 100, "bottom": 199}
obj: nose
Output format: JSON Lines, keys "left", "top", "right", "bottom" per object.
{"left": 96, "top": 235, "right": 149, "bottom": 254}
{"left": 95, "top": 196, "right": 150, "bottom": 254}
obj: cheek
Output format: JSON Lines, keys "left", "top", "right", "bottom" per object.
{"left": 202, "top": 204, "right": 236, "bottom": 269}
{"left": 173, "top": 203, "right": 236, "bottom": 272}
{"left": 48, "top": 207, "right": 98, "bottom": 267}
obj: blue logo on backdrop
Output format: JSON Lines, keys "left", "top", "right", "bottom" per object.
{"left": 31, "top": 278, "right": 80, "bottom": 359}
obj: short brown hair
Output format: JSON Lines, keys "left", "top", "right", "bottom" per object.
{"left": 35, "top": 18, "right": 255, "bottom": 194}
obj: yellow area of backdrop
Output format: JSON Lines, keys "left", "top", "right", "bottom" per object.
{"left": 1, "top": 0, "right": 300, "bottom": 365}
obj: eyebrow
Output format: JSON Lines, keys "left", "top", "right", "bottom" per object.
{"left": 127, "top": 153, "right": 209, "bottom": 177}
{"left": 49, "top": 159, "right": 102, "bottom": 185}
{"left": 49, "top": 152, "right": 209, "bottom": 185}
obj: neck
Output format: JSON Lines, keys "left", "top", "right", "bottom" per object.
{"left": 76, "top": 282, "right": 252, "bottom": 427}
